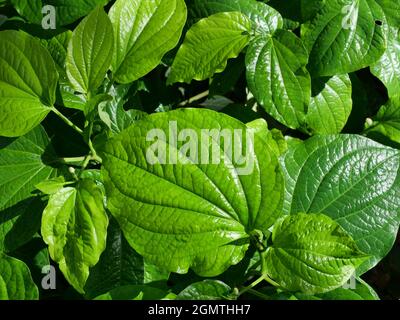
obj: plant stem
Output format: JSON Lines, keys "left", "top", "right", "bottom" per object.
{"left": 246, "top": 289, "right": 272, "bottom": 300}
{"left": 60, "top": 157, "right": 86, "bottom": 165}
{"left": 178, "top": 90, "right": 209, "bottom": 107}
{"left": 238, "top": 275, "right": 267, "bottom": 296}
{"left": 52, "top": 107, "right": 84, "bottom": 135}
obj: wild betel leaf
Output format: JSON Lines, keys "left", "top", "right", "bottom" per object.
{"left": 41, "top": 179, "right": 109, "bottom": 293}
{"left": 0, "top": 254, "right": 39, "bottom": 300}
{"left": 66, "top": 6, "right": 114, "bottom": 95}
{"left": 109, "top": 0, "right": 187, "bottom": 84}
{"left": 281, "top": 135, "right": 400, "bottom": 274}
{"left": 246, "top": 30, "right": 311, "bottom": 129}
{"left": 0, "top": 31, "right": 58, "bottom": 137}
{"left": 188, "top": 0, "right": 283, "bottom": 34}
{"left": 265, "top": 213, "right": 369, "bottom": 294}
{"left": 168, "top": 12, "right": 252, "bottom": 84}
{"left": 101, "top": 108, "right": 284, "bottom": 276}
{"left": 177, "top": 280, "right": 232, "bottom": 300}
{"left": 302, "top": 0, "right": 387, "bottom": 77}
{"left": 306, "top": 74, "right": 353, "bottom": 135}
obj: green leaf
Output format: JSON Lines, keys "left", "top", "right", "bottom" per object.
{"left": 371, "top": 26, "right": 400, "bottom": 98}
{"left": 94, "top": 284, "right": 172, "bottom": 300}
{"left": 10, "top": 0, "right": 110, "bottom": 27}
{"left": 35, "top": 177, "right": 71, "bottom": 195}
{"left": 0, "top": 30, "right": 58, "bottom": 137}
{"left": 101, "top": 108, "right": 284, "bottom": 276}
{"left": 169, "top": 12, "right": 252, "bottom": 84}
{"left": 296, "top": 278, "right": 379, "bottom": 300}
{"left": 109, "top": 0, "right": 187, "bottom": 84}
{"left": 98, "top": 83, "right": 148, "bottom": 134}
{"left": 246, "top": 30, "right": 311, "bottom": 129}
{"left": 365, "top": 97, "right": 400, "bottom": 147}
{"left": 281, "top": 135, "right": 400, "bottom": 274}
{"left": 306, "top": 74, "right": 353, "bottom": 135}
{"left": 302, "top": 0, "right": 387, "bottom": 77}
{"left": 188, "top": 0, "right": 283, "bottom": 34}
{"left": 265, "top": 213, "right": 369, "bottom": 294}
{"left": 177, "top": 280, "right": 232, "bottom": 300}
{"left": 66, "top": 6, "right": 114, "bottom": 95}
{"left": 41, "top": 179, "right": 109, "bottom": 294}
{"left": 41, "top": 31, "right": 72, "bottom": 80}
{"left": 0, "top": 125, "right": 56, "bottom": 212}
{"left": 85, "top": 217, "right": 169, "bottom": 299}
{"left": 0, "top": 254, "right": 39, "bottom": 300}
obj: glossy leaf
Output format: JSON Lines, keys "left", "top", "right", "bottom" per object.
{"left": 66, "top": 6, "right": 114, "bottom": 95}
{"left": 109, "top": 0, "right": 187, "bottom": 84}
{"left": 0, "top": 31, "right": 58, "bottom": 137}
{"left": 0, "top": 254, "right": 39, "bottom": 300}
{"left": 188, "top": 0, "right": 283, "bottom": 34}
{"left": 306, "top": 74, "right": 353, "bottom": 135}
{"left": 281, "top": 135, "right": 400, "bottom": 274}
{"left": 265, "top": 213, "right": 368, "bottom": 294}
{"left": 177, "top": 280, "right": 232, "bottom": 300}
{"left": 101, "top": 108, "right": 284, "bottom": 276}
{"left": 169, "top": 12, "right": 252, "bottom": 84}
{"left": 302, "top": 0, "right": 387, "bottom": 77}
{"left": 246, "top": 30, "right": 311, "bottom": 129}
{"left": 41, "top": 179, "right": 109, "bottom": 293}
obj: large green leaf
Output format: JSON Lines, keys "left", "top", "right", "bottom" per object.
{"left": 302, "top": 0, "right": 387, "bottom": 77}
{"left": 281, "top": 135, "right": 400, "bottom": 274}
{"left": 246, "top": 30, "right": 311, "bottom": 129}
{"left": 85, "top": 217, "right": 169, "bottom": 299}
{"left": 0, "top": 254, "right": 39, "bottom": 300}
{"left": 101, "top": 108, "right": 284, "bottom": 276}
{"left": 265, "top": 213, "right": 368, "bottom": 294}
{"left": 177, "top": 280, "right": 232, "bottom": 300}
{"left": 66, "top": 6, "right": 114, "bottom": 95}
{"left": 10, "top": 0, "right": 109, "bottom": 27}
{"left": 365, "top": 97, "right": 400, "bottom": 147}
{"left": 109, "top": 0, "right": 187, "bottom": 84}
{"left": 94, "top": 285, "right": 172, "bottom": 300}
{"left": 41, "top": 179, "right": 109, "bottom": 293}
{"left": 188, "top": 0, "right": 283, "bottom": 34}
{"left": 0, "top": 31, "right": 58, "bottom": 137}
{"left": 306, "top": 74, "right": 353, "bottom": 135}
{"left": 0, "top": 125, "right": 55, "bottom": 210}
{"left": 168, "top": 12, "right": 252, "bottom": 84}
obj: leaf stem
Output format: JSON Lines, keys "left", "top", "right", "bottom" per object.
{"left": 238, "top": 275, "right": 267, "bottom": 296}
{"left": 51, "top": 107, "right": 84, "bottom": 135}
{"left": 246, "top": 289, "right": 272, "bottom": 300}
{"left": 178, "top": 90, "right": 209, "bottom": 107}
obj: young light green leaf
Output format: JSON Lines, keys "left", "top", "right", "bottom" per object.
{"left": 306, "top": 74, "right": 353, "bottom": 135}
{"left": 41, "top": 179, "right": 109, "bottom": 294}
{"left": 364, "top": 97, "right": 400, "bottom": 147}
{"left": 169, "top": 12, "right": 252, "bottom": 84}
{"left": 66, "top": 6, "right": 114, "bottom": 95}
{"left": 302, "top": 0, "right": 386, "bottom": 77}
{"left": 188, "top": 0, "right": 283, "bottom": 34}
{"left": 0, "top": 31, "right": 58, "bottom": 137}
{"left": 109, "top": 0, "right": 187, "bottom": 84}
{"left": 246, "top": 30, "right": 311, "bottom": 129}
{"left": 265, "top": 213, "right": 369, "bottom": 294}
{"left": 281, "top": 135, "right": 400, "bottom": 275}
{"left": 177, "top": 280, "right": 233, "bottom": 300}
{"left": 101, "top": 109, "right": 284, "bottom": 276}
{"left": 35, "top": 177, "right": 72, "bottom": 195}
{"left": 0, "top": 254, "right": 39, "bottom": 300}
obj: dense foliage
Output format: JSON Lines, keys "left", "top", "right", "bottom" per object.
{"left": 0, "top": 0, "right": 399, "bottom": 300}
